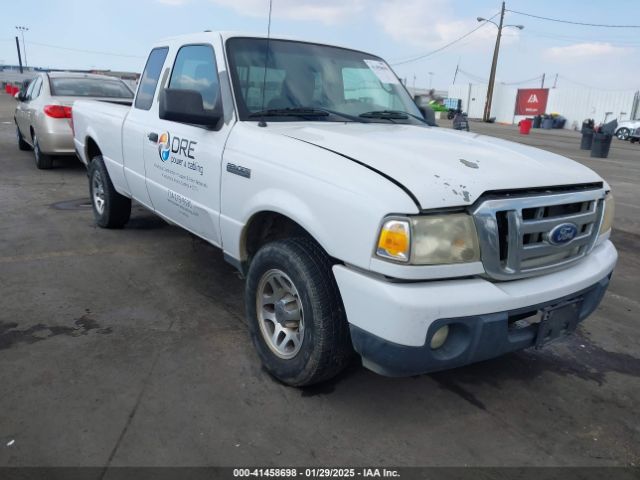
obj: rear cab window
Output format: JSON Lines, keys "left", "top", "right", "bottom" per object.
{"left": 135, "top": 47, "right": 170, "bottom": 110}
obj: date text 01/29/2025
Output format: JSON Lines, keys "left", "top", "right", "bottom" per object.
{"left": 233, "top": 468, "right": 400, "bottom": 478}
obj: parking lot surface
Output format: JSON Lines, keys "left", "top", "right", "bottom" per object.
{"left": 0, "top": 93, "right": 638, "bottom": 468}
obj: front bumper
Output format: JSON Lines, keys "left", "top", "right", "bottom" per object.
{"left": 333, "top": 240, "right": 617, "bottom": 376}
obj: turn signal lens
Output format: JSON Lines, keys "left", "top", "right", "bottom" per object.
{"left": 44, "top": 105, "right": 72, "bottom": 119}
{"left": 376, "top": 219, "right": 410, "bottom": 262}
{"left": 599, "top": 193, "right": 615, "bottom": 235}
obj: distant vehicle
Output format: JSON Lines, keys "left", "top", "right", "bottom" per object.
{"left": 629, "top": 128, "right": 639, "bottom": 144}
{"left": 14, "top": 72, "right": 134, "bottom": 169}
{"left": 614, "top": 119, "right": 640, "bottom": 140}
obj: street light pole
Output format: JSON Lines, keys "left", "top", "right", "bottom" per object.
{"left": 15, "top": 26, "right": 29, "bottom": 68}
{"left": 483, "top": 2, "right": 505, "bottom": 122}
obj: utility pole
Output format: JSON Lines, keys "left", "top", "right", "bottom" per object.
{"left": 452, "top": 59, "right": 460, "bottom": 85}
{"left": 478, "top": 4, "right": 524, "bottom": 122}
{"left": 552, "top": 73, "right": 558, "bottom": 88}
{"left": 483, "top": 2, "right": 505, "bottom": 122}
{"left": 541, "top": 73, "right": 545, "bottom": 88}
{"left": 15, "top": 36, "right": 23, "bottom": 74}
{"left": 15, "top": 26, "right": 29, "bottom": 68}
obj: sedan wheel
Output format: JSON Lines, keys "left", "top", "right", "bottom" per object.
{"left": 616, "top": 128, "right": 630, "bottom": 140}
{"left": 33, "top": 134, "right": 53, "bottom": 169}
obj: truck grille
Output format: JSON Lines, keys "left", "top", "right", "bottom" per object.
{"left": 473, "top": 188, "right": 606, "bottom": 280}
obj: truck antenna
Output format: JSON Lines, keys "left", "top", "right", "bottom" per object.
{"left": 258, "top": 0, "right": 273, "bottom": 128}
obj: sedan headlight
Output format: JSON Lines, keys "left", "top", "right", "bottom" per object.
{"left": 599, "top": 192, "right": 615, "bottom": 235}
{"left": 376, "top": 213, "right": 480, "bottom": 265}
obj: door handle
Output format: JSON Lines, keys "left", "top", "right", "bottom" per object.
{"left": 147, "top": 132, "right": 158, "bottom": 143}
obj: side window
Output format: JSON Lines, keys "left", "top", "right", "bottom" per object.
{"left": 25, "top": 78, "right": 37, "bottom": 100}
{"left": 31, "top": 78, "right": 43, "bottom": 99}
{"left": 135, "top": 47, "right": 169, "bottom": 110}
{"left": 169, "top": 45, "right": 220, "bottom": 110}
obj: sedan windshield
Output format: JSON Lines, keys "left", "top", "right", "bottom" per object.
{"left": 226, "top": 38, "right": 423, "bottom": 123}
{"left": 50, "top": 78, "right": 134, "bottom": 98}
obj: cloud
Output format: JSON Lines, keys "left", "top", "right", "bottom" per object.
{"left": 209, "top": 0, "right": 365, "bottom": 25}
{"left": 374, "top": 0, "right": 512, "bottom": 51}
{"left": 544, "top": 42, "right": 632, "bottom": 61}
{"left": 157, "top": 0, "right": 189, "bottom": 5}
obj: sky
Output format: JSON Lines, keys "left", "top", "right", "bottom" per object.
{"left": 1, "top": 0, "right": 639, "bottom": 91}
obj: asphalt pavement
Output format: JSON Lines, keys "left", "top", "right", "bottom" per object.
{"left": 0, "top": 93, "right": 638, "bottom": 469}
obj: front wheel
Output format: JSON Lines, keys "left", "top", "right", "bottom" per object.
{"left": 616, "top": 128, "right": 630, "bottom": 140}
{"left": 88, "top": 155, "right": 131, "bottom": 228}
{"left": 245, "top": 238, "right": 352, "bottom": 386}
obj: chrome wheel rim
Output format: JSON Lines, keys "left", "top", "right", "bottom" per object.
{"left": 92, "top": 170, "right": 106, "bottom": 215}
{"left": 618, "top": 129, "right": 629, "bottom": 140}
{"left": 256, "top": 269, "right": 304, "bottom": 359}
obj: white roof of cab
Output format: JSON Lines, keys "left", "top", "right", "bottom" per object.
{"left": 157, "top": 30, "right": 364, "bottom": 55}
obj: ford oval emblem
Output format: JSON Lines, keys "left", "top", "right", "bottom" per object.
{"left": 548, "top": 223, "right": 578, "bottom": 245}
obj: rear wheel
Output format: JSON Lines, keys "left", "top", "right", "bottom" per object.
{"left": 16, "top": 124, "right": 31, "bottom": 151}
{"left": 616, "top": 128, "right": 630, "bottom": 140}
{"left": 245, "top": 238, "right": 352, "bottom": 387}
{"left": 33, "top": 133, "right": 53, "bottom": 169}
{"left": 88, "top": 155, "right": 131, "bottom": 228}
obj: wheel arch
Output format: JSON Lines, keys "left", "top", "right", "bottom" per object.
{"left": 238, "top": 209, "right": 335, "bottom": 275}
{"left": 85, "top": 136, "right": 102, "bottom": 164}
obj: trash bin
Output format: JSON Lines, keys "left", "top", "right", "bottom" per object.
{"left": 519, "top": 118, "right": 533, "bottom": 135}
{"left": 532, "top": 115, "right": 542, "bottom": 128}
{"left": 542, "top": 117, "right": 554, "bottom": 129}
{"left": 580, "top": 128, "right": 594, "bottom": 150}
{"left": 553, "top": 116, "right": 566, "bottom": 129}
{"left": 591, "top": 133, "right": 612, "bottom": 158}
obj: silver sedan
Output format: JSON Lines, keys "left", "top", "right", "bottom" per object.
{"left": 15, "top": 72, "right": 134, "bottom": 169}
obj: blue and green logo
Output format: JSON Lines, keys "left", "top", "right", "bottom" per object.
{"left": 158, "top": 132, "right": 170, "bottom": 161}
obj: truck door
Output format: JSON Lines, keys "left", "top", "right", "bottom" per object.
{"left": 142, "top": 43, "right": 229, "bottom": 246}
{"left": 122, "top": 47, "right": 170, "bottom": 209}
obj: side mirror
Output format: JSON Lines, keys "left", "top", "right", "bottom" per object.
{"left": 159, "top": 88, "right": 222, "bottom": 128}
{"left": 16, "top": 92, "right": 26, "bottom": 102}
{"left": 417, "top": 105, "right": 437, "bottom": 127}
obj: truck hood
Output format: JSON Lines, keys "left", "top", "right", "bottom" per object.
{"left": 272, "top": 123, "right": 602, "bottom": 209}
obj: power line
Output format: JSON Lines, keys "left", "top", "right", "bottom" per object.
{"left": 27, "top": 41, "right": 145, "bottom": 58}
{"left": 391, "top": 12, "right": 499, "bottom": 66}
{"left": 501, "top": 75, "right": 544, "bottom": 86}
{"left": 507, "top": 9, "right": 640, "bottom": 28}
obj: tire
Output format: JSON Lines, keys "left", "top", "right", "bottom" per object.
{"left": 16, "top": 124, "right": 31, "bottom": 151}
{"left": 88, "top": 155, "right": 131, "bottom": 228}
{"left": 245, "top": 238, "right": 352, "bottom": 386}
{"left": 33, "top": 133, "right": 53, "bottom": 169}
{"left": 616, "top": 128, "right": 630, "bottom": 140}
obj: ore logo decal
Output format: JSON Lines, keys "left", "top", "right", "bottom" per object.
{"left": 158, "top": 132, "right": 171, "bottom": 162}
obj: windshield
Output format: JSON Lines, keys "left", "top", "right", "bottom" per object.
{"left": 226, "top": 38, "right": 423, "bottom": 123}
{"left": 50, "top": 78, "right": 134, "bottom": 98}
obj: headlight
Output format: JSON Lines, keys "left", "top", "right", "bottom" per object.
{"left": 376, "top": 213, "right": 480, "bottom": 265}
{"left": 599, "top": 193, "right": 615, "bottom": 235}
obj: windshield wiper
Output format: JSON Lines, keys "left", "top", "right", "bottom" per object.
{"left": 249, "top": 107, "right": 366, "bottom": 123}
{"left": 359, "top": 110, "right": 410, "bottom": 120}
{"left": 249, "top": 107, "right": 330, "bottom": 118}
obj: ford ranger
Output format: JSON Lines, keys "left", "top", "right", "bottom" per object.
{"left": 72, "top": 32, "right": 617, "bottom": 386}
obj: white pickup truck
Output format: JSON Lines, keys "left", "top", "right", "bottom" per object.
{"left": 72, "top": 32, "right": 617, "bottom": 386}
